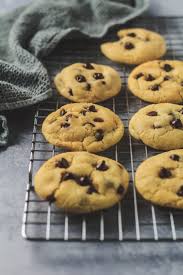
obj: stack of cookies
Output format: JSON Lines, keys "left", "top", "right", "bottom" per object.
{"left": 35, "top": 27, "right": 183, "bottom": 213}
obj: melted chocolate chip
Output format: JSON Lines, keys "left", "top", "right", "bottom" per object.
{"left": 79, "top": 176, "right": 91, "bottom": 186}
{"left": 83, "top": 122, "right": 95, "bottom": 127}
{"left": 135, "top": 73, "right": 144, "bottom": 79}
{"left": 164, "top": 75, "right": 171, "bottom": 81}
{"left": 87, "top": 185, "right": 98, "bottom": 194}
{"left": 170, "top": 154, "right": 180, "bottom": 161}
{"left": 60, "top": 109, "right": 66, "bottom": 116}
{"left": 117, "top": 185, "right": 124, "bottom": 195}
{"left": 145, "top": 74, "right": 155, "bottom": 81}
{"left": 56, "top": 158, "right": 69, "bottom": 168}
{"left": 162, "top": 64, "right": 173, "bottom": 72}
{"left": 65, "top": 114, "right": 72, "bottom": 121}
{"left": 93, "top": 73, "right": 104, "bottom": 80}
{"left": 147, "top": 111, "right": 158, "bottom": 116}
{"left": 68, "top": 89, "right": 73, "bottom": 96}
{"left": 150, "top": 84, "right": 160, "bottom": 91}
{"left": 102, "top": 81, "right": 106, "bottom": 85}
{"left": 80, "top": 110, "right": 87, "bottom": 116}
{"left": 96, "top": 160, "right": 109, "bottom": 171}
{"left": 171, "top": 119, "right": 182, "bottom": 129}
{"left": 61, "top": 123, "right": 70, "bottom": 128}
{"left": 124, "top": 42, "right": 134, "bottom": 50}
{"left": 159, "top": 168, "right": 172, "bottom": 179}
{"left": 75, "top": 75, "right": 86, "bottom": 82}
{"left": 46, "top": 193, "right": 56, "bottom": 203}
{"left": 95, "top": 129, "right": 104, "bottom": 141}
{"left": 177, "top": 186, "right": 183, "bottom": 196}
{"left": 181, "top": 81, "right": 183, "bottom": 86}
{"left": 127, "top": 32, "right": 136, "bottom": 37}
{"left": 62, "top": 172, "right": 75, "bottom": 181}
{"left": 93, "top": 117, "right": 104, "bottom": 122}
{"left": 85, "top": 83, "right": 91, "bottom": 91}
{"left": 88, "top": 105, "right": 97, "bottom": 112}
{"left": 83, "top": 63, "right": 94, "bottom": 70}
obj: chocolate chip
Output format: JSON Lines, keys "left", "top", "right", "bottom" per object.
{"left": 65, "top": 114, "right": 72, "bottom": 121}
{"left": 95, "top": 129, "right": 104, "bottom": 141}
{"left": 79, "top": 176, "right": 91, "bottom": 186}
{"left": 75, "top": 74, "right": 86, "bottom": 82}
{"left": 56, "top": 158, "right": 69, "bottom": 168}
{"left": 159, "top": 168, "right": 172, "bottom": 178}
{"left": 46, "top": 193, "right": 56, "bottom": 203}
{"left": 171, "top": 119, "right": 182, "bottom": 129}
{"left": 68, "top": 89, "right": 73, "bottom": 96}
{"left": 88, "top": 105, "right": 97, "bottom": 112}
{"left": 127, "top": 32, "right": 136, "bottom": 37}
{"left": 62, "top": 172, "right": 75, "bottom": 181}
{"left": 87, "top": 185, "right": 98, "bottom": 194}
{"left": 181, "top": 81, "right": 183, "bottom": 86}
{"left": 170, "top": 154, "right": 180, "bottom": 161}
{"left": 93, "top": 117, "right": 104, "bottom": 122}
{"left": 124, "top": 42, "right": 134, "bottom": 50}
{"left": 93, "top": 73, "right": 104, "bottom": 80}
{"left": 117, "top": 185, "right": 124, "bottom": 195}
{"left": 145, "top": 74, "right": 155, "bottom": 81}
{"left": 164, "top": 75, "right": 171, "bottom": 81}
{"left": 135, "top": 73, "right": 144, "bottom": 79}
{"left": 162, "top": 64, "right": 173, "bottom": 72}
{"left": 83, "top": 63, "right": 94, "bottom": 70}
{"left": 60, "top": 109, "right": 66, "bottom": 116}
{"left": 147, "top": 111, "right": 158, "bottom": 116}
{"left": 85, "top": 83, "right": 91, "bottom": 91}
{"left": 102, "top": 81, "right": 106, "bottom": 85}
{"left": 150, "top": 84, "right": 160, "bottom": 91}
{"left": 80, "top": 110, "right": 87, "bottom": 116}
{"left": 83, "top": 122, "right": 95, "bottom": 127}
{"left": 177, "top": 186, "right": 183, "bottom": 196}
{"left": 96, "top": 160, "right": 109, "bottom": 171}
{"left": 61, "top": 123, "right": 70, "bottom": 128}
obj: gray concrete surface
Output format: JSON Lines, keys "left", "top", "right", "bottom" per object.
{"left": 0, "top": 1, "right": 183, "bottom": 275}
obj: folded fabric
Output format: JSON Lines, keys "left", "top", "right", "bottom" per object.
{"left": 0, "top": 0, "right": 149, "bottom": 145}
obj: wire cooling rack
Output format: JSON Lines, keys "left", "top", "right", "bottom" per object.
{"left": 22, "top": 17, "right": 183, "bottom": 241}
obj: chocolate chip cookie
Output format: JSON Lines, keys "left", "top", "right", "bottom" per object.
{"left": 128, "top": 60, "right": 183, "bottom": 103}
{"left": 135, "top": 150, "right": 183, "bottom": 209}
{"left": 54, "top": 63, "right": 121, "bottom": 103}
{"left": 129, "top": 103, "right": 183, "bottom": 150}
{"left": 34, "top": 152, "right": 129, "bottom": 213}
{"left": 101, "top": 28, "right": 166, "bottom": 65}
{"left": 42, "top": 103, "right": 124, "bottom": 152}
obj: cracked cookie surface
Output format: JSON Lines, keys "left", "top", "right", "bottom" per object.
{"left": 129, "top": 103, "right": 183, "bottom": 150}
{"left": 34, "top": 152, "right": 129, "bottom": 213}
{"left": 135, "top": 150, "right": 183, "bottom": 209}
{"left": 42, "top": 103, "right": 124, "bottom": 152}
{"left": 128, "top": 60, "right": 183, "bottom": 103}
{"left": 101, "top": 28, "right": 166, "bottom": 65}
{"left": 54, "top": 63, "right": 121, "bottom": 103}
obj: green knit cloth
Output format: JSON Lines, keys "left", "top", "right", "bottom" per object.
{"left": 0, "top": 0, "right": 149, "bottom": 145}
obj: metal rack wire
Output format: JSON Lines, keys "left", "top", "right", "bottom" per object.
{"left": 22, "top": 17, "right": 183, "bottom": 241}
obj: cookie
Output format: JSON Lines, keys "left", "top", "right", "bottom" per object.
{"left": 135, "top": 150, "right": 183, "bottom": 209}
{"left": 129, "top": 103, "right": 183, "bottom": 151}
{"left": 42, "top": 103, "right": 124, "bottom": 152}
{"left": 128, "top": 60, "right": 183, "bottom": 103}
{"left": 34, "top": 152, "right": 129, "bottom": 213}
{"left": 101, "top": 28, "right": 166, "bottom": 65}
{"left": 54, "top": 63, "right": 121, "bottom": 103}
